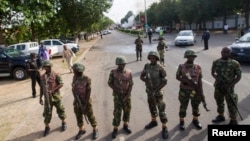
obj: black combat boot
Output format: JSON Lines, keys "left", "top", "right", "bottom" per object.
{"left": 162, "top": 128, "right": 169, "bottom": 139}
{"left": 61, "top": 122, "right": 67, "bottom": 131}
{"left": 75, "top": 130, "right": 86, "bottom": 140}
{"left": 145, "top": 121, "right": 158, "bottom": 129}
{"left": 123, "top": 125, "right": 132, "bottom": 134}
{"left": 228, "top": 120, "right": 238, "bottom": 125}
{"left": 212, "top": 115, "right": 225, "bottom": 123}
{"left": 112, "top": 129, "right": 118, "bottom": 139}
{"left": 192, "top": 120, "right": 202, "bottom": 129}
{"left": 92, "top": 129, "right": 98, "bottom": 140}
{"left": 179, "top": 121, "right": 185, "bottom": 130}
{"left": 43, "top": 127, "right": 50, "bottom": 137}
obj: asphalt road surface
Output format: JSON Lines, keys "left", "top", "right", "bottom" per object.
{"left": 2, "top": 30, "right": 250, "bottom": 141}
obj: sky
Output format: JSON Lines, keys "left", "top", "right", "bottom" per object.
{"left": 104, "top": 0, "right": 160, "bottom": 24}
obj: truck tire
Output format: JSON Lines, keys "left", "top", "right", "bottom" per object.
{"left": 12, "top": 67, "right": 28, "bottom": 80}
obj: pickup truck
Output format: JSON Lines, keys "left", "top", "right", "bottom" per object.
{"left": 41, "top": 39, "right": 79, "bottom": 58}
{"left": 0, "top": 48, "right": 31, "bottom": 80}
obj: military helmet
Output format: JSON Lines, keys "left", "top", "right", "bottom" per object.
{"left": 42, "top": 60, "right": 53, "bottom": 67}
{"left": 72, "top": 63, "right": 85, "bottom": 72}
{"left": 184, "top": 49, "right": 197, "bottom": 58}
{"left": 147, "top": 51, "right": 160, "bottom": 61}
{"left": 115, "top": 56, "right": 127, "bottom": 65}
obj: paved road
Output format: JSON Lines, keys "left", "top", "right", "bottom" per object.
{"left": 2, "top": 30, "right": 250, "bottom": 141}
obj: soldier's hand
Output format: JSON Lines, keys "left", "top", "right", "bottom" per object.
{"left": 40, "top": 99, "right": 44, "bottom": 105}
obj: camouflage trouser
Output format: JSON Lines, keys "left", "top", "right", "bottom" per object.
{"left": 146, "top": 88, "right": 168, "bottom": 123}
{"left": 178, "top": 88, "right": 201, "bottom": 118}
{"left": 157, "top": 50, "right": 165, "bottom": 63}
{"left": 74, "top": 98, "right": 97, "bottom": 127}
{"left": 112, "top": 94, "right": 131, "bottom": 126}
{"left": 214, "top": 87, "right": 238, "bottom": 119}
{"left": 43, "top": 93, "right": 66, "bottom": 124}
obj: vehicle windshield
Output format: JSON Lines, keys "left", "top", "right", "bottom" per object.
{"left": 4, "top": 48, "right": 24, "bottom": 57}
{"left": 238, "top": 33, "right": 250, "bottom": 42}
{"left": 178, "top": 31, "right": 192, "bottom": 36}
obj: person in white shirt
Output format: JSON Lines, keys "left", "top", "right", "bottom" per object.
{"left": 62, "top": 45, "right": 74, "bottom": 73}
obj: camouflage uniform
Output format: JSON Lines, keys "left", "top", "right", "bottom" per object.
{"left": 176, "top": 50, "right": 203, "bottom": 130}
{"left": 71, "top": 63, "right": 98, "bottom": 140}
{"left": 176, "top": 63, "right": 202, "bottom": 118}
{"left": 40, "top": 69, "right": 66, "bottom": 124}
{"left": 140, "top": 51, "right": 169, "bottom": 139}
{"left": 108, "top": 58, "right": 133, "bottom": 126}
{"left": 157, "top": 37, "right": 168, "bottom": 65}
{"left": 108, "top": 56, "right": 133, "bottom": 139}
{"left": 72, "top": 75, "right": 97, "bottom": 127}
{"left": 39, "top": 60, "right": 67, "bottom": 137}
{"left": 134, "top": 36, "right": 143, "bottom": 61}
{"left": 141, "top": 63, "right": 168, "bottom": 123}
{"left": 211, "top": 58, "right": 241, "bottom": 120}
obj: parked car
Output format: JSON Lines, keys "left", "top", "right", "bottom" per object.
{"left": 229, "top": 32, "right": 250, "bottom": 62}
{"left": 0, "top": 48, "right": 31, "bottom": 80}
{"left": 7, "top": 42, "right": 39, "bottom": 56}
{"left": 41, "top": 39, "right": 79, "bottom": 58}
{"left": 175, "top": 30, "right": 196, "bottom": 46}
{"left": 102, "top": 30, "right": 111, "bottom": 35}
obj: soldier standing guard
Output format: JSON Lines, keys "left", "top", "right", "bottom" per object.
{"left": 134, "top": 35, "right": 143, "bottom": 61}
{"left": 211, "top": 47, "right": 242, "bottom": 125}
{"left": 27, "top": 53, "right": 41, "bottom": 98}
{"left": 140, "top": 51, "right": 169, "bottom": 139}
{"left": 157, "top": 37, "right": 168, "bottom": 66}
{"left": 39, "top": 60, "right": 67, "bottom": 136}
{"left": 108, "top": 56, "right": 133, "bottom": 139}
{"left": 176, "top": 50, "right": 203, "bottom": 130}
{"left": 71, "top": 63, "right": 98, "bottom": 140}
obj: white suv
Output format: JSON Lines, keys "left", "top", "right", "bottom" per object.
{"left": 7, "top": 42, "right": 39, "bottom": 55}
{"left": 41, "top": 39, "right": 79, "bottom": 58}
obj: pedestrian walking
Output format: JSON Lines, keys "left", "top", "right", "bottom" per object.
{"left": 223, "top": 23, "right": 228, "bottom": 34}
{"left": 71, "top": 63, "right": 98, "bottom": 140}
{"left": 108, "top": 56, "right": 133, "bottom": 139}
{"left": 211, "top": 47, "right": 242, "bottom": 125}
{"left": 157, "top": 37, "right": 168, "bottom": 66}
{"left": 140, "top": 51, "right": 169, "bottom": 139}
{"left": 201, "top": 28, "right": 210, "bottom": 50}
{"left": 27, "top": 53, "right": 42, "bottom": 98}
{"left": 39, "top": 60, "right": 67, "bottom": 137}
{"left": 38, "top": 42, "right": 50, "bottom": 61}
{"left": 176, "top": 49, "right": 204, "bottom": 130}
{"left": 241, "top": 24, "right": 245, "bottom": 37}
{"left": 62, "top": 45, "right": 74, "bottom": 73}
{"left": 134, "top": 35, "right": 143, "bottom": 61}
{"left": 148, "top": 28, "right": 153, "bottom": 43}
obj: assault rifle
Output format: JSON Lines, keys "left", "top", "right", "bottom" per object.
{"left": 217, "top": 76, "right": 243, "bottom": 120}
{"left": 182, "top": 74, "right": 210, "bottom": 111}
{"left": 44, "top": 74, "right": 51, "bottom": 114}
{"left": 72, "top": 90, "right": 89, "bottom": 124}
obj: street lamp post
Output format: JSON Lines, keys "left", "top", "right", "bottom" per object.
{"left": 144, "top": 0, "right": 148, "bottom": 35}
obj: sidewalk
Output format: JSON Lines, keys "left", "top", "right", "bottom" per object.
{"left": 1, "top": 37, "right": 99, "bottom": 141}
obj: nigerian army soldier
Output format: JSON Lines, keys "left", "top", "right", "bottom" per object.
{"left": 71, "top": 63, "right": 98, "bottom": 140}
{"left": 157, "top": 36, "right": 168, "bottom": 66}
{"left": 134, "top": 35, "right": 143, "bottom": 61}
{"left": 108, "top": 56, "right": 133, "bottom": 139}
{"left": 211, "top": 47, "right": 242, "bottom": 125}
{"left": 39, "top": 60, "right": 67, "bottom": 136}
{"left": 176, "top": 49, "right": 204, "bottom": 130}
{"left": 140, "top": 51, "right": 169, "bottom": 139}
